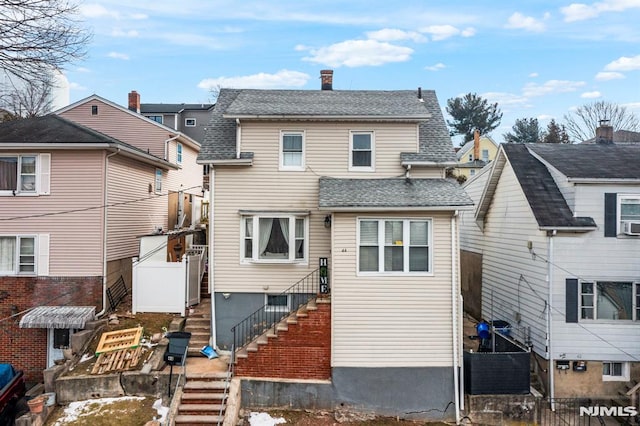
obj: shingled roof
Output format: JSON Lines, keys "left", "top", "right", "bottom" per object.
{"left": 141, "top": 103, "right": 214, "bottom": 114}
{"left": 198, "top": 87, "right": 456, "bottom": 164}
{"left": 501, "top": 144, "right": 596, "bottom": 229}
{"left": 319, "top": 177, "right": 473, "bottom": 210}
{"left": 528, "top": 144, "right": 640, "bottom": 180}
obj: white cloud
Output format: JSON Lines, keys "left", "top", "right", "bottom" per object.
{"left": 197, "top": 69, "right": 310, "bottom": 90}
{"left": 537, "top": 114, "right": 555, "bottom": 120}
{"left": 561, "top": 0, "right": 640, "bottom": 22}
{"left": 80, "top": 4, "right": 119, "bottom": 19}
{"left": 595, "top": 71, "right": 625, "bottom": 80}
{"left": 366, "top": 29, "right": 427, "bottom": 43}
{"left": 482, "top": 92, "right": 531, "bottom": 109}
{"left": 581, "top": 91, "right": 602, "bottom": 98}
{"left": 604, "top": 54, "right": 640, "bottom": 71}
{"left": 76, "top": 67, "right": 91, "bottom": 73}
{"left": 111, "top": 28, "right": 139, "bottom": 38}
{"left": 425, "top": 63, "right": 446, "bottom": 71}
{"left": 302, "top": 39, "right": 413, "bottom": 67}
{"left": 505, "top": 12, "right": 546, "bottom": 32}
{"left": 130, "top": 13, "right": 148, "bottom": 20}
{"left": 522, "top": 79, "right": 586, "bottom": 97}
{"left": 529, "top": 72, "right": 539, "bottom": 78}
{"left": 107, "top": 52, "right": 130, "bottom": 60}
{"left": 68, "top": 82, "right": 87, "bottom": 91}
{"left": 420, "top": 25, "right": 461, "bottom": 41}
{"left": 461, "top": 27, "right": 476, "bottom": 37}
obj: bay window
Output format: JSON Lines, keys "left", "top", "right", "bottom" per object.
{"left": 359, "top": 218, "right": 431, "bottom": 274}
{"left": 242, "top": 214, "right": 307, "bottom": 262}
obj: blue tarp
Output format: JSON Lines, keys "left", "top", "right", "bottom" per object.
{"left": 0, "top": 364, "right": 14, "bottom": 389}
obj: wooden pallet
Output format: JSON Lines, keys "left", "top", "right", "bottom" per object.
{"left": 91, "top": 346, "right": 143, "bottom": 374}
{"left": 96, "top": 326, "right": 143, "bottom": 355}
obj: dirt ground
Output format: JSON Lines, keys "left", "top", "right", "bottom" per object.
{"left": 241, "top": 409, "right": 452, "bottom": 425}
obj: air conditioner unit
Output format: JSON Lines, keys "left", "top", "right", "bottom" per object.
{"left": 623, "top": 220, "right": 640, "bottom": 236}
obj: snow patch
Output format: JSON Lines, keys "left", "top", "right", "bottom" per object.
{"left": 249, "top": 411, "right": 287, "bottom": 425}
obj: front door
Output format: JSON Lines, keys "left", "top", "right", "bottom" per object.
{"left": 47, "top": 328, "right": 74, "bottom": 368}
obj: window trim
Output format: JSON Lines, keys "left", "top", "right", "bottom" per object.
{"left": 349, "top": 131, "right": 375, "bottom": 172}
{"left": 147, "top": 115, "right": 163, "bottom": 124}
{"left": 240, "top": 214, "right": 308, "bottom": 264}
{"left": 154, "top": 169, "right": 163, "bottom": 194}
{"left": 356, "top": 217, "right": 433, "bottom": 276}
{"left": 602, "top": 361, "right": 630, "bottom": 381}
{"left": 0, "top": 154, "right": 39, "bottom": 195}
{"left": 618, "top": 194, "right": 640, "bottom": 235}
{"left": 185, "top": 118, "right": 196, "bottom": 127}
{"left": 579, "top": 279, "right": 639, "bottom": 321}
{"left": 176, "top": 142, "right": 183, "bottom": 165}
{"left": 279, "top": 130, "right": 305, "bottom": 171}
{"left": 481, "top": 149, "right": 489, "bottom": 162}
{"left": 264, "top": 294, "right": 291, "bottom": 312}
{"left": 0, "top": 235, "right": 37, "bottom": 276}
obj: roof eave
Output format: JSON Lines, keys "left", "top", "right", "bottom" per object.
{"left": 203, "top": 158, "right": 253, "bottom": 166}
{"left": 539, "top": 226, "right": 597, "bottom": 232}
{"left": 319, "top": 205, "right": 474, "bottom": 212}
{"left": 567, "top": 178, "right": 640, "bottom": 184}
{"left": 401, "top": 160, "right": 457, "bottom": 167}
{"left": 224, "top": 114, "right": 429, "bottom": 122}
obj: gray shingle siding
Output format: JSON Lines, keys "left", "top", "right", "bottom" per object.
{"left": 319, "top": 177, "right": 473, "bottom": 209}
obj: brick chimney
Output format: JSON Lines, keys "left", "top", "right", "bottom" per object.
{"left": 595, "top": 119, "right": 613, "bottom": 144}
{"left": 473, "top": 129, "right": 480, "bottom": 161}
{"left": 128, "top": 90, "right": 140, "bottom": 113}
{"left": 320, "top": 70, "right": 333, "bottom": 90}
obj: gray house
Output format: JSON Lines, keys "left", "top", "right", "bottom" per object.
{"left": 197, "top": 71, "right": 473, "bottom": 421}
{"left": 460, "top": 142, "right": 640, "bottom": 400}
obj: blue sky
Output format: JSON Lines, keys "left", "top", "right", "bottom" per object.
{"left": 66, "top": 0, "right": 640, "bottom": 144}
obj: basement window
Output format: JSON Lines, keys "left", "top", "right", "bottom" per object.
{"left": 602, "top": 361, "right": 629, "bottom": 381}
{"left": 265, "top": 294, "right": 290, "bottom": 312}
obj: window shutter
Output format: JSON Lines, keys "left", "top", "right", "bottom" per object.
{"left": 604, "top": 193, "right": 617, "bottom": 237}
{"left": 565, "top": 278, "right": 578, "bottom": 323}
{"left": 38, "top": 234, "right": 50, "bottom": 276}
{"left": 38, "top": 153, "right": 51, "bottom": 195}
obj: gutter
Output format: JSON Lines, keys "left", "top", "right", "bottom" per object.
{"left": 318, "top": 205, "right": 475, "bottom": 212}
{"left": 165, "top": 135, "right": 181, "bottom": 162}
{"left": 451, "top": 212, "right": 461, "bottom": 424}
{"left": 547, "top": 231, "right": 556, "bottom": 410}
{"left": 209, "top": 167, "right": 217, "bottom": 347}
{"left": 223, "top": 114, "right": 430, "bottom": 121}
{"left": 97, "top": 148, "right": 120, "bottom": 317}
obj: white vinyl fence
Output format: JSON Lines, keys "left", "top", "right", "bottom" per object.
{"left": 132, "top": 245, "right": 207, "bottom": 317}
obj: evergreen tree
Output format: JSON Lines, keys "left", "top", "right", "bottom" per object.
{"left": 503, "top": 118, "right": 542, "bottom": 143}
{"left": 446, "top": 93, "right": 502, "bottom": 144}
{"left": 542, "top": 119, "right": 571, "bottom": 144}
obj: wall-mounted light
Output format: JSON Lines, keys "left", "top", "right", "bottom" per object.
{"left": 222, "top": 293, "right": 231, "bottom": 299}
{"left": 324, "top": 215, "right": 332, "bottom": 228}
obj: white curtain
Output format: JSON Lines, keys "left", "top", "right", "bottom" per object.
{"left": 0, "top": 237, "right": 16, "bottom": 272}
{"left": 259, "top": 218, "right": 273, "bottom": 257}
{"left": 280, "top": 218, "right": 289, "bottom": 245}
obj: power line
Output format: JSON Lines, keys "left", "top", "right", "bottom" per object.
{"left": 0, "top": 185, "right": 202, "bottom": 221}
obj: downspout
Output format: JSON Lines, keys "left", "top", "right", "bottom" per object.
{"left": 97, "top": 148, "right": 120, "bottom": 317}
{"left": 165, "top": 134, "right": 180, "bottom": 161}
{"left": 235, "top": 119, "right": 241, "bottom": 158}
{"left": 209, "top": 167, "right": 217, "bottom": 347}
{"left": 548, "top": 230, "right": 556, "bottom": 409}
{"left": 451, "top": 212, "right": 461, "bottom": 424}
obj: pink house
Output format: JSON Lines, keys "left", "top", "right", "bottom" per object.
{"left": 0, "top": 94, "right": 204, "bottom": 384}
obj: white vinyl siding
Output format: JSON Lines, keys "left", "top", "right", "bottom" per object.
{"left": 332, "top": 212, "right": 455, "bottom": 368}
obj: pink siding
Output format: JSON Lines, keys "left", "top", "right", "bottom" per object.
{"left": 60, "top": 100, "right": 174, "bottom": 158}
{"left": 106, "top": 155, "right": 167, "bottom": 261}
{"left": 0, "top": 150, "right": 105, "bottom": 275}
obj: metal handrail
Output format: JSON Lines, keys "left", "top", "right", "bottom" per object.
{"left": 217, "top": 345, "right": 235, "bottom": 426}
{"left": 231, "top": 268, "right": 322, "bottom": 352}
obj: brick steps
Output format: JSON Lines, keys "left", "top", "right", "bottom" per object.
{"left": 176, "top": 370, "right": 230, "bottom": 425}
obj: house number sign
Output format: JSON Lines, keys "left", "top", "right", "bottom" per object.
{"left": 319, "top": 257, "right": 329, "bottom": 294}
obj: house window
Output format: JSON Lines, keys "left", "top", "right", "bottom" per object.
{"left": 91, "top": 105, "right": 98, "bottom": 115}
{"left": 0, "top": 155, "right": 37, "bottom": 193}
{"left": 580, "top": 281, "right": 638, "bottom": 320}
{"left": 147, "top": 115, "right": 163, "bottom": 124}
{"left": 482, "top": 149, "right": 489, "bottom": 162}
{"left": 350, "top": 131, "right": 374, "bottom": 171}
{"left": 155, "top": 169, "right": 162, "bottom": 193}
{"left": 265, "top": 294, "right": 290, "bottom": 312}
{"left": 242, "top": 215, "right": 306, "bottom": 263}
{"left": 185, "top": 118, "right": 196, "bottom": 127}
{"left": 358, "top": 219, "right": 431, "bottom": 274}
{"left": 603, "top": 361, "right": 629, "bottom": 381}
{"left": 0, "top": 236, "right": 36, "bottom": 275}
{"left": 280, "top": 131, "right": 304, "bottom": 170}
{"left": 470, "top": 169, "right": 476, "bottom": 177}
{"left": 619, "top": 196, "right": 640, "bottom": 231}
{"left": 176, "top": 143, "right": 183, "bottom": 164}
{"left": 468, "top": 154, "right": 473, "bottom": 162}
{"left": 53, "top": 329, "right": 71, "bottom": 349}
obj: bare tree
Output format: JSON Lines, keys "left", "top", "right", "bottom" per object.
{"left": 0, "top": 0, "right": 91, "bottom": 84}
{"left": 563, "top": 101, "right": 640, "bottom": 142}
{"left": 0, "top": 75, "right": 53, "bottom": 119}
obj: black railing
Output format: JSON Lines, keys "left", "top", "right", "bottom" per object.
{"left": 217, "top": 344, "right": 234, "bottom": 426}
{"left": 231, "top": 268, "right": 323, "bottom": 352}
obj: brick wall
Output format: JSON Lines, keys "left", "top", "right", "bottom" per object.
{"left": 235, "top": 299, "right": 331, "bottom": 380}
{"left": 0, "top": 276, "right": 102, "bottom": 384}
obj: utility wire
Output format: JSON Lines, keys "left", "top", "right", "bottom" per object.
{"left": 0, "top": 185, "right": 202, "bottom": 221}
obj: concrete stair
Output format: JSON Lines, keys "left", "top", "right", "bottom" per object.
{"left": 175, "top": 371, "right": 229, "bottom": 425}
{"left": 185, "top": 298, "right": 211, "bottom": 357}
{"left": 200, "top": 271, "right": 210, "bottom": 299}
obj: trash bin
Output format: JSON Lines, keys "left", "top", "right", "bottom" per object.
{"left": 164, "top": 331, "right": 191, "bottom": 397}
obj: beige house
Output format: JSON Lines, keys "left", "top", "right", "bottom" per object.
{"left": 198, "top": 71, "right": 473, "bottom": 421}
